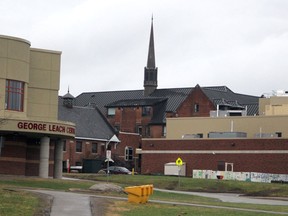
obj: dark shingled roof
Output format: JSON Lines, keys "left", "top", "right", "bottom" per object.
{"left": 201, "top": 86, "right": 259, "bottom": 115}
{"left": 150, "top": 88, "right": 193, "bottom": 112}
{"left": 58, "top": 99, "right": 116, "bottom": 141}
{"left": 75, "top": 90, "right": 144, "bottom": 114}
{"left": 74, "top": 86, "right": 259, "bottom": 122}
{"left": 106, "top": 97, "right": 167, "bottom": 107}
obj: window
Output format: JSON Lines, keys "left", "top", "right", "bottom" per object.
{"left": 217, "top": 161, "right": 225, "bottom": 171}
{"left": 142, "top": 106, "right": 152, "bottom": 116}
{"left": 125, "top": 146, "right": 133, "bottom": 161}
{"left": 76, "top": 141, "right": 82, "bottom": 152}
{"left": 63, "top": 142, "right": 66, "bottom": 151}
{"left": 5, "top": 80, "right": 24, "bottom": 111}
{"left": 92, "top": 142, "right": 98, "bottom": 153}
{"left": 107, "top": 108, "right": 116, "bottom": 116}
{"left": 137, "top": 126, "right": 142, "bottom": 135}
{"left": 194, "top": 103, "right": 199, "bottom": 113}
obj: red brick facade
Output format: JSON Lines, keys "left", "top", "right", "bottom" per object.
{"left": 177, "top": 85, "right": 215, "bottom": 117}
{"left": 0, "top": 137, "right": 55, "bottom": 176}
{"left": 141, "top": 138, "right": 288, "bottom": 176}
{"left": 63, "top": 132, "right": 141, "bottom": 172}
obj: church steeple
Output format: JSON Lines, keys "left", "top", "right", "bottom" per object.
{"left": 144, "top": 16, "right": 158, "bottom": 97}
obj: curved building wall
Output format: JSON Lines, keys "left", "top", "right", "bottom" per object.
{"left": 0, "top": 35, "right": 75, "bottom": 178}
{"left": 0, "top": 35, "right": 30, "bottom": 118}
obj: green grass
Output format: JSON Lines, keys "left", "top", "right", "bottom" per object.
{"left": 1, "top": 174, "right": 288, "bottom": 216}
{"left": 64, "top": 173, "right": 288, "bottom": 197}
{"left": 108, "top": 201, "right": 284, "bottom": 216}
{"left": 0, "top": 188, "right": 39, "bottom": 216}
{"left": 0, "top": 177, "right": 95, "bottom": 191}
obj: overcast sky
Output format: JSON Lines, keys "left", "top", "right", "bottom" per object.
{"left": 1, "top": 0, "right": 288, "bottom": 97}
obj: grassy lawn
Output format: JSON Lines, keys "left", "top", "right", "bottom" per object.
{"left": 0, "top": 188, "right": 39, "bottom": 216}
{"left": 65, "top": 173, "right": 288, "bottom": 197}
{"left": 1, "top": 174, "right": 288, "bottom": 215}
{"left": 106, "top": 201, "right": 285, "bottom": 216}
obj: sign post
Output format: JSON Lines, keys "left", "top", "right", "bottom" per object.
{"left": 176, "top": 157, "right": 183, "bottom": 188}
{"left": 105, "top": 150, "right": 113, "bottom": 182}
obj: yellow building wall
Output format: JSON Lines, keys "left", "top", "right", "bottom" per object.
{"left": 27, "top": 48, "right": 61, "bottom": 120}
{"left": 166, "top": 115, "right": 288, "bottom": 139}
{"left": 0, "top": 35, "right": 30, "bottom": 119}
{"left": 259, "top": 96, "right": 288, "bottom": 116}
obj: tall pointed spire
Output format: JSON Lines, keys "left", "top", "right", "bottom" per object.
{"left": 144, "top": 16, "right": 158, "bottom": 97}
{"left": 147, "top": 15, "right": 156, "bottom": 68}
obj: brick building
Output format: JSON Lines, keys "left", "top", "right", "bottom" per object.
{"left": 70, "top": 18, "right": 260, "bottom": 173}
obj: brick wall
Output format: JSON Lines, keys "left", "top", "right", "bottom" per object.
{"left": 177, "top": 85, "right": 214, "bottom": 117}
{"left": 141, "top": 139, "right": 288, "bottom": 176}
{"left": 0, "top": 137, "right": 55, "bottom": 176}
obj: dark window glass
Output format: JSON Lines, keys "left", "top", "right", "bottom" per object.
{"left": 194, "top": 103, "right": 199, "bottom": 113}
{"left": 76, "top": 141, "right": 82, "bottom": 152}
{"left": 217, "top": 161, "right": 225, "bottom": 171}
{"left": 142, "top": 106, "right": 151, "bottom": 116}
{"left": 125, "top": 146, "right": 133, "bottom": 161}
{"left": 92, "top": 143, "right": 98, "bottom": 153}
{"left": 5, "top": 80, "right": 24, "bottom": 111}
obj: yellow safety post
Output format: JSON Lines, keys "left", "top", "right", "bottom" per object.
{"left": 124, "top": 184, "right": 154, "bottom": 204}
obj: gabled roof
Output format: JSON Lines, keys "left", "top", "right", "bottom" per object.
{"left": 74, "top": 86, "right": 259, "bottom": 120}
{"left": 150, "top": 88, "right": 193, "bottom": 112}
{"left": 58, "top": 99, "right": 116, "bottom": 141}
{"left": 201, "top": 86, "right": 259, "bottom": 115}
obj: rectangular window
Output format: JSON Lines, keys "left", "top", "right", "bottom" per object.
{"left": 76, "top": 141, "right": 82, "bottom": 152}
{"left": 5, "top": 80, "right": 24, "bottom": 111}
{"left": 63, "top": 142, "right": 66, "bottom": 151}
{"left": 107, "top": 108, "right": 116, "bottom": 116}
{"left": 217, "top": 161, "right": 225, "bottom": 171}
{"left": 194, "top": 103, "right": 199, "bottom": 113}
{"left": 137, "top": 126, "right": 142, "bottom": 135}
{"left": 125, "top": 146, "right": 133, "bottom": 161}
{"left": 142, "top": 106, "right": 152, "bottom": 116}
{"left": 92, "top": 142, "right": 98, "bottom": 153}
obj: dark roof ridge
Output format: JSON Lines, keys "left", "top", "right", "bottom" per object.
{"left": 232, "top": 91, "right": 260, "bottom": 98}
{"left": 202, "top": 86, "right": 231, "bottom": 92}
{"left": 76, "top": 89, "right": 143, "bottom": 97}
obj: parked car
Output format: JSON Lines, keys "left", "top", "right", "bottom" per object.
{"left": 98, "top": 166, "right": 132, "bottom": 175}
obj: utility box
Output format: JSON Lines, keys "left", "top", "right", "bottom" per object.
{"left": 164, "top": 162, "right": 186, "bottom": 176}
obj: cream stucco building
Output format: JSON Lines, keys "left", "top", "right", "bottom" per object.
{"left": 167, "top": 93, "right": 288, "bottom": 139}
{"left": 0, "top": 35, "right": 75, "bottom": 178}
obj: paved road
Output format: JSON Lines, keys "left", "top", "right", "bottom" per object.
{"left": 31, "top": 189, "right": 288, "bottom": 216}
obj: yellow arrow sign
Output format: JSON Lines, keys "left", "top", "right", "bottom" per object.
{"left": 176, "top": 157, "right": 183, "bottom": 166}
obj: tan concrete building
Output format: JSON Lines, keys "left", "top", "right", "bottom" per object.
{"left": 0, "top": 35, "right": 75, "bottom": 178}
{"left": 166, "top": 115, "right": 288, "bottom": 139}
{"left": 259, "top": 92, "right": 288, "bottom": 116}
{"left": 167, "top": 94, "right": 288, "bottom": 139}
